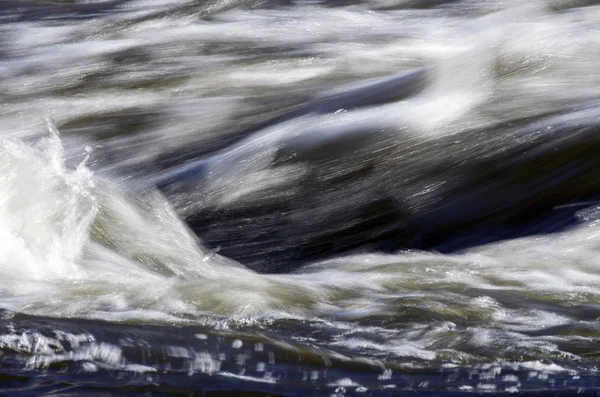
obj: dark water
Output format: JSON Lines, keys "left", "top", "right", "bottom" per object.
{"left": 1, "top": 0, "right": 600, "bottom": 395}
{"left": 3, "top": 311, "right": 600, "bottom": 396}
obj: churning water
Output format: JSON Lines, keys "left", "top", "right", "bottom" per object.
{"left": 1, "top": 0, "right": 600, "bottom": 395}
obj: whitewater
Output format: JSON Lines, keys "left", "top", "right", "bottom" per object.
{"left": 1, "top": 0, "right": 600, "bottom": 395}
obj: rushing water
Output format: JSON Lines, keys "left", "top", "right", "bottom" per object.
{"left": 1, "top": 0, "right": 600, "bottom": 395}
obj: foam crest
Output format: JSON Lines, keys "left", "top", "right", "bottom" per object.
{"left": 0, "top": 122, "right": 96, "bottom": 280}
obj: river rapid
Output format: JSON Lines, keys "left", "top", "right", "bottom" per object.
{"left": 1, "top": 0, "right": 600, "bottom": 395}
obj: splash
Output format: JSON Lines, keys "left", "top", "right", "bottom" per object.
{"left": 0, "top": 121, "right": 96, "bottom": 280}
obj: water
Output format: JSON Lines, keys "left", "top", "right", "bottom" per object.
{"left": 1, "top": 0, "right": 600, "bottom": 395}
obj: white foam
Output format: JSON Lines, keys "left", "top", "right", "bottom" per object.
{"left": 0, "top": 0, "right": 599, "bottom": 368}
{"left": 219, "top": 372, "right": 277, "bottom": 384}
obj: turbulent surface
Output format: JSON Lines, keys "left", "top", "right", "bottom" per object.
{"left": 1, "top": 0, "right": 600, "bottom": 395}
